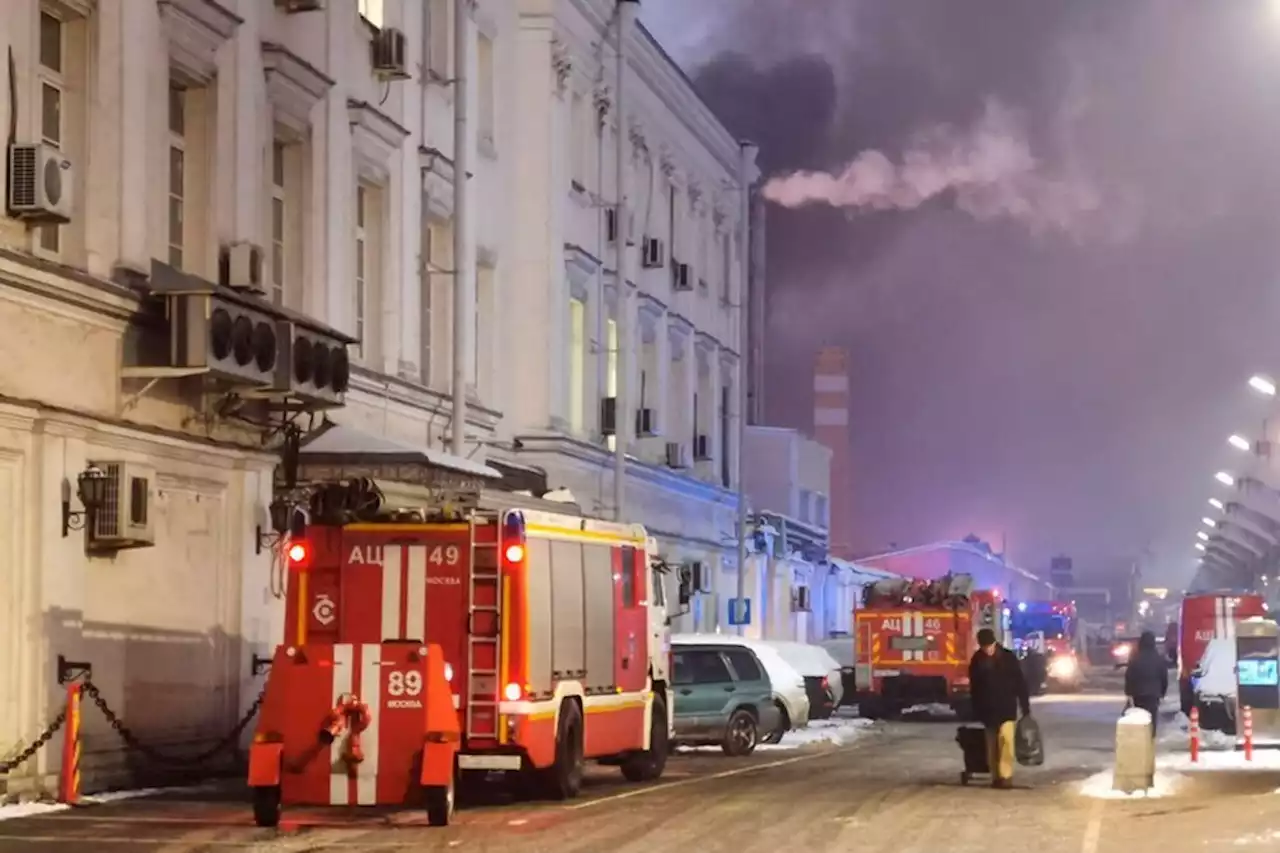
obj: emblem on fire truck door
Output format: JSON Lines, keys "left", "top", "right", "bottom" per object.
{"left": 313, "top": 593, "right": 336, "bottom": 626}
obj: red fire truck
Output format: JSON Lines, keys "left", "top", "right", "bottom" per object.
{"left": 247, "top": 492, "right": 673, "bottom": 826}
{"left": 1176, "top": 591, "right": 1266, "bottom": 713}
{"left": 853, "top": 573, "right": 1005, "bottom": 719}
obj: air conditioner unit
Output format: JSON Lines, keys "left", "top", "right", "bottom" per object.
{"left": 672, "top": 261, "right": 692, "bottom": 291}
{"left": 792, "top": 585, "right": 812, "bottom": 613}
{"left": 641, "top": 237, "right": 665, "bottom": 269}
{"left": 219, "top": 242, "right": 265, "bottom": 293}
{"left": 87, "top": 462, "right": 156, "bottom": 549}
{"left": 600, "top": 396, "right": 618, "bottom": 436}
{"left": 169, "top": 293, "right": 281, "bottom": 387}
{"left": 605, "top": 208, "right": 618, "bottom": 243}
{"left": 6, "top": 142, "right": 72, "bottom": 222}
{"left": 665, "top": 442, "right": 689, "bottom": 469}
{"left": 276, "top": 0, "right": 323, "bottom": 10}
{"left": 635, "top": 407, "right": 656, "bottom": 437}
{"left": 372, "top": 27, "right": 410, "bottom": 80}
{"left": 693, "top": 434, "right": 710, "bottom": 461}
{"left": 272, "top": 320, "right": 351, "bottom": 407}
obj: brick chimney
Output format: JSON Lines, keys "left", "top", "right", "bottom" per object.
{"left": 814, "top": 347, "right": 854, "bottom": 559}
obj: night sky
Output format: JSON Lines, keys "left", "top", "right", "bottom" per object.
{"left": 643, "top": 0, "right": 1280, "bottom": 588}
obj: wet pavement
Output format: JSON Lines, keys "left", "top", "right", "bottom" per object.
{"left": 3, "top": 677, "right": 1279, "bottom": 852}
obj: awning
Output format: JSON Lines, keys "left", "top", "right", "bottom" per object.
{"left": 299, "top": 422, "right": 501, "bottom": 480}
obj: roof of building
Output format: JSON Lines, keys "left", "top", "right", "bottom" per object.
{"left": 856, "top": 540, "right": 1046, "bottom": 584}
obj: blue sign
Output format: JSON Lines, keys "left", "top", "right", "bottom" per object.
{"left": 728, "top": 597, "right": 752, "bottom": 626}
{"left": 1239, "top": 659, "right": 1279, "bottom": 687}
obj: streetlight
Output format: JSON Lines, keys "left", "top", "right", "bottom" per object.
{"left": 1202, "top": 517, "right": 1217, "bottom": 528}
{"left": 1229, "top": 434, "right": 1252, "bottom": 452}
{"left": 1197, "top": 531, "right": 1210, "bottom": 541}
{"left": 1209, "top": 497, "right": 1225, "bottom": 510}
{"left": 1216, "top": 471, "right": 1236, "bottom": 487}
{"left": 1250, "top": 375, "right": 1277, "bottom": 396}
{"left": 1195, "top": 542, "right": 1207, "bottom": 551}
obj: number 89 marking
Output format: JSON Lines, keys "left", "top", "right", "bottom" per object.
{"left": 387, "top": 670, "right": 423, "bottom": 697}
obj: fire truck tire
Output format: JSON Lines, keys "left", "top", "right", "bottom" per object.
{"left": 425, "top": 781, "right": 455, "bottom": 827}
{"left": 721, "top": 708, "right": 759, "bottom": 757}
{"left": 621, "top": 694, "right": 669, "bottom": 782}
{"left": 540, "top": 700, "right": 585, "bottom": 800}
{"left": 251, "top": 785, "right": 281, "bottom": 828}
{"left": 760, "top": 701, "right": 789, "bottom": 745}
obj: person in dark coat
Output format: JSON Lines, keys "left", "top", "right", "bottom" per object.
{"left": 969, "top": 627, "right": 1032, "bottom": 788}
{"left": 1124, "top": 630, "right": 1168, "bottom": 738}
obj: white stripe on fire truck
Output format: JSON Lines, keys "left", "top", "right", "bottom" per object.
{"left": 381, "top": 545, "right": 403, "bottom": 640}
{"left": 405, "top": 545, "right": 427, "bottom": 642}
{"left": 357, "top": 643, "right": 381, "bottom": 805}
{"left": 1214, "top": 597, "right": 1226, "bottom": 639}
{"left": 329, "top": 644, "right": 354, "bottom": 807}
{"left": 914, "top": 613, "right": 925, "bottom": 661}
{"left": 1225, "top": 597, "right": 1237, "bottom": 642}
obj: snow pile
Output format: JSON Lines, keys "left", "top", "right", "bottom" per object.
{"left": 757, "top": 717, "right": 876, "bottom": 751}
{"left": 1078, "top": 739, "right": 1280, "bottom": 800}
{"left": 0, "top": 784, "right": 216, "bottom": 823}
{"left": 1233, "top": 830, "right": 1280, "bottom": 846}
{"left": 1118, "top": 708, "right": 1152, "bottom": 726}
{"left": 901, "top": 703, "right": 955, "bottom": 717}
{"left": 1077, "top": 767, "right": 1184, "bottom": 800}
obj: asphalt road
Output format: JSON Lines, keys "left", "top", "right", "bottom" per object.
{"left": 4, "top": 678, "right": 1279, "bottom": 852}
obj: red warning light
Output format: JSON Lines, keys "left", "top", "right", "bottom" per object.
{"left": 286, "top": 541, "right": 311, "bottom": 569}
{"left": 504, "top": 543, "right": 525, "bottom": 564}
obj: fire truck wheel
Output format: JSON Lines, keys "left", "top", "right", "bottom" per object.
{"left": 541, "top": 701, "right": 585, "bottom": 800}
{"left": 251, "top": 785, "right": 281, "bottom": 828}
{"left": 760, "top": 701, "right": 789, "bottom": 745}
{"left": 722, "top": 708, "right": 759, "bottom": 757}
{"left": 425, "top": 781, "right": 455, "bottom": 827}
{"left": 621, "top": 694, "right": 669, "bottom": 782}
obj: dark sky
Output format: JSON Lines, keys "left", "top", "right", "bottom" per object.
{"left": 643, "top": 1, "right": 1280, "bottom": 588}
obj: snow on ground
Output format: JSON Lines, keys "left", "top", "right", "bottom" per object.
{"left": 1078, "top": 735, "right": 1280, "bottom": 800}
{"left": 901, "top": 703, "right": 955, "bottom": 717}
{"left": 676, "top": 717, "right": 876, "bottom": 754}
{"left": 0, "top": 784, "right": 217, "bottom": 823}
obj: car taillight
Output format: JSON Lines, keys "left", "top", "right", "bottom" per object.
{"left": 821, "top": 675, "right": 830, "bottom": 691}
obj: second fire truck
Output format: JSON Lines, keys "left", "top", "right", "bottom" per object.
{"left": 853, "top": 573, "right": 1005, "bottom": 719}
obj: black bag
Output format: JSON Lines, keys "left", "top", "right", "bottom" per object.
{"left": 1015, "top": 715, "right": 1044, "bottom": 766}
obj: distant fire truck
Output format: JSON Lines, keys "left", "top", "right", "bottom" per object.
{"left": 247, "top": 478, "right": 673, "bottom": 826}
{"left": 1009, "top": 600, "right": 1082, "bottom": 692}
{"left": 853, "top": 573, "right": 1005, "bottom": 719}
{"left": 1176, "top": 591, "right": 1266, "bottom": 713}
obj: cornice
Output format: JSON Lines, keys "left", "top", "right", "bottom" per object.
{"left": 348, "top": 99, "right": 410, "bottom": 183}
{"left": 263, "top": 41, "right": 334, "bottom": 138}
{"left": 158, "top": 0, "right": 241, "bottom": 87}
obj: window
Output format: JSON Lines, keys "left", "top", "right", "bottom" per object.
{"left": 797, "top": 489, "right": 812, "bottom": 524}
{"left": 36, "top": 11, "right": 64, "bottom": 254}
{"left": 421, "top": 222, "right": 439, "bottom": 385}
{"left": 477, "top": 33, "right": 496, "bottom": 149}
{"left": 724, "top": 649, "right": 763, "bottom": 682}
{"left": 605, "top": 317, "right": 618, "bottom": 450}
{"left": 168, "top": 84, "right": 187, "bottom": 269}
{"left": 569, "top": 298, "right": 585, "bottom": 434}
{"left": 355, "top": 185, "right": 369, "bottom": 359}
{"left": 621, "top": 550, "right": 636, "bottom": 607}
{"left": 720, "top": 232, "right": 731, "bottom": 304}
{"left": 358, "top": 0, "right": 384, "bottom": 28}
{"left": 570, "top": 92, "right": 586, "bottom": 188}
{"left": 673, "top": 650, "right": 731, "bottom": 686}
{"left": 474, "top": 265, "right": 493, "bottom": 395}
{"left": 270, "top": 141, "right": 286, "bottom": 305}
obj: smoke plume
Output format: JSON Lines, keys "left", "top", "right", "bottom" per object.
{"left": 762, "top": 98, "right": 1102, "bottom": 238}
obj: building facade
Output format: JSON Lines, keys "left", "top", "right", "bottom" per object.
{"left": 498, "top": 0, "right": 757, "bottom": 632}
{"left": 0, "top": 0, "right": 515, "bottom": 793}
{"left": 814, "top": 346, "right": 855, "bottom": 559}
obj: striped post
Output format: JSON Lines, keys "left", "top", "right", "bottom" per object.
{"left": 1243, "top": 705, "right": 1254, "bottom": 762}
{"left": 57, "top": 682, "right": 82, "bottom": 804}
{"left": 1189, "top": 705, "right": 1200, "bottom": 763}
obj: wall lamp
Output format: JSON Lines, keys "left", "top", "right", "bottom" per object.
{"left": 256, "top": 497, "right": 308, "bottom": 554}
{"left": 62, "top": 465, "right": 109, "bottom": 538}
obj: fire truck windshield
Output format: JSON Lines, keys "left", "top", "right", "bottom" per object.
{"left": 1012, "top": 612, "right": 1068, "bottom": 640}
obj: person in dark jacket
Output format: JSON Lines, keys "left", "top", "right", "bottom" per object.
{"left": 969, "top": 628, "right": 1032, "bottom": 788}
{"left": 1124, "top": 630, "right": 1168, "bottom": 738}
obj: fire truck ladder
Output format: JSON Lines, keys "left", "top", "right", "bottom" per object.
{"left": 466, "top": 526, "right": 502, "bottom": 739}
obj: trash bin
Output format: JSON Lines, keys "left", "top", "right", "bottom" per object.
{"left": 1112, "top": 707, "right": 1156, "bottom": 794}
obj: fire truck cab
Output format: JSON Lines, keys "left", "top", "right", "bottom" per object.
{"left": 854, "top": 573, "right": 1004, "bottom": 719}
{"left": 248, "top": 482, "right": 673, "bottom": 826}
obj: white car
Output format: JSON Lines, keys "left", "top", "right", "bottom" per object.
{"left": 672, "top": 634, "right": 810, "bottom": 743}
{"left": 763, "top": 641, "right": 844, "bottom": 719}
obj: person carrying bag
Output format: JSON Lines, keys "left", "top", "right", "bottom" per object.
{"left": 969, "top": 628, "right": 1034, "bottom": 788}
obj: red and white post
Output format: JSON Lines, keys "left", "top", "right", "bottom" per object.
{"left": 1243, "top": 705, "right": 1254, "bottom": 762}
{"left": 1189, "top": 705, "right": 1200, "bottom": 763}
{"left": 57, "top": 682, "right": 82, "bottom": 804}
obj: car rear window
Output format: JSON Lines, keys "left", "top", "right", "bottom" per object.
{"left": 674, "top": 649, "right": 732, "bottom": 685}
{"left": 724, "top": 649, "right": 764, "bottom": 682}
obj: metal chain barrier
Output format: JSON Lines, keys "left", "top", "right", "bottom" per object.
{"left": 81, "top": 681, "right": 265, "bottom": 768}
{"left": 0, "top": 711, "right": 67, "bottom": 775}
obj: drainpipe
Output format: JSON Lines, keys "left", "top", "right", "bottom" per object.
{"left": 734, "top": 140, "right": 758, "bottom": 634}
{"left": 450, "top": 0, "right": 474, "bottom": 455}
{"left": 612, "top": 0, "right": 638, "bottom": 520}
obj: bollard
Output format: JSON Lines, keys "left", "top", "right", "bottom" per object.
{"left": 1243, "top": 705, "right": 1254, "bottom": 762}
{"left": 57, "top": 682, "right": 82, "bottom": 804}
{"left": 1189, "top": 705, "right": 1200, "bottom": 763}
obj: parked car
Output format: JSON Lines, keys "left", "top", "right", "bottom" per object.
{"left": 816, "top": 637, "right": 858, "bottom": 710}
{"left": 672, "top": 634, "right": 808, "bottom": 749}
{"left": 765, "top": 641, "right": 844, "bottom": 719}
{"left": 1190, "top": 636, "right": 1238, "bottom": 735}
{"left": 1111, "top": 636, "right": 1140, "bottom": 670}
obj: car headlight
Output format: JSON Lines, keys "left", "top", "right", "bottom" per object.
{"left": 1048, "top": 656, "right": 1077, "bottom": 678}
